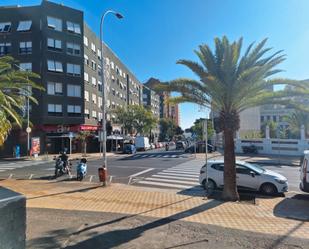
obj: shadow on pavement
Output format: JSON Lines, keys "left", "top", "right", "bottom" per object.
{"left": 273, "top": 194, "right": 309, "bottom": 221}
{"left": 64, "top": 200, "right": 222, "bottom": 248}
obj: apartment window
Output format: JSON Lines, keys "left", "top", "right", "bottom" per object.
{"left": 67, "top": 84, "right": 81, "bottom": 97}
{"left": 97, "top": 49, "right": 101, "bottom": 59}
{"left": 19, "top": 63, "right": 32, "bottom": 72}
{"left": 92, "top": 93, "right": 97, "bottom": 104}
{"left": 47, "top": 60, "right": 63, "bottom": 72}
{"left": 17, "top": 20, "right": 32, "bottom": 31}
{"left": 84, "top": 91, "right": 89, "bottom": 101}
{"left": 84, "top": 72, "right": 89, "bottom": 82}
{"left": 91, "top": 60, "right": 96, "bottom": 70}
{"left": 66, "top": 21, "right": 81, "bottom": 34}
{"left": 105, "top": 57, "right": 110, "bottom": 65}
{"left": 84, "top": 109, "right": 90, "bottom": 119}
{"left": 107, "top": 100, "right": 111, "bottom": 108}
{"left": 47, "top": 82, "right": 62, "bottom": 95}
{"left": 98, "top": 97, "right": 102, "bottom": 108}
{"left": 267, "top": 115, "right": 270, "bottom": 121}
{"left": 91, "top": 77, "right": 96, "bottom": 86}
{"left": 67, "top": 63, "right": 81, "bottom": 76}
{"left": 47, "top": 38, "right": 62, "bottom": 51}
{"left": 98, "top": 81, "right": 102, "bottom": 92}
{"left": 0, "top": 22, "right": 11, "bottom": 32}
{"left": 98, "top": 112, "right": 102, "bottom": 121}
{"left": 273, "top": 116, "right": 277, "bottom": 122}
{"left": 84, "top": 54, "right": 89, "bottom": 65}
{"left": 19, "top": 41, "right": 32, "bottom": 54}
{"left": 98, "top": 65, "right": 102, "bottom": 76}
{"left": 91, "top": 43, "right": 96, "bottom": 53}
{"left": 83, "top": 36, "right": 88, "bottom": 46}
{"left": 112, "top": 88, "right": 115, "bottom": 96}
{"left": 67, "top": 105, "right": 81, "bottom": 116}
{"left": 0, "top": 42, "right": 11, "bottom": 56}
{"left": 92, "top": 110, "right": 97, "bottom": 119}
{"left": 48, "top": 104, "right": 62, "bottom": 116}
{"left": 260, "top": 116, "right": 264, "bottom": 123}
{"left": 47, "top": 16, "right": 62, "bottom": 31}
{"left": 67, "top": 42, "right": 80, "bottom": 56}
{"left": 110, "top": 61, "right": 114, "bottom": 70}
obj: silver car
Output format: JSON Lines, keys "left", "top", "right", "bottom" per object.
{"left": 199, "top": 160, "right": 288, "bottom": 195}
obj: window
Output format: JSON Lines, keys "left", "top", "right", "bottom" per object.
{"left": 47, "top": 38, "right": 62, "bottom": 51}
{"left": 0, "top": 42, "right": 11, "bottom": 56}
{"left": 67, "top": 42, "right": 80, "bottom": 56}
{"left": 92, "top": 110, "right": 97, "bottom": 118}
{"left": 98, "top": 81, "right": 102, "bottom": 92}
{"left": 92, "top": 93, "right": 97, "bottom": 104}
{"left": 67, "top": 84, "right": 81, "bottom": 97}
{"left": 48, "top": 104, "right": 62, "bottom": 116}
{"left": 19, "top": 41, "right": 32, "bottom": 54}
{"left": 47, "top": 16, "right": 62, "bottom": 31}
{"left": 84, "top": 72, "right": 89, "bottom": 82}
{"left": 19, "top": 63, "right": 32, "bottom": 72}
{"left": 84, "top": 91, "right": 89, "bottom": 101}
{"left": 66, "top": 21, "right": 81, "bottom": 34}
{"left": 17, "top": 20, "right": 32, "bottom": 31}
{"left": 98, "top": 97, "right": 102, "bottom": 107}
{"left": 98, "top": 65, "right": 102, "bottom": 76}
{"left": 84, "top": 54, "right": 89, "bottom": 65}
{"left": 97, "top": 49, "right": 101, "bottom": 59}
{"left": 84, "top": 109, "right": 90, "bottom": 119}
{"left": 47, "top": 60, "right": 63, "bottom": 72}
{"left": 0, "top": 22, "right": 11, "bottom": 32}
{"left": 67, "top": 105, "right": 81, "bottom": 116}
{"left": 47, "top": 82, "right": 62, "bottom": 95}
{"left": 91, "top": 43, "right": 96, "bottom": 53}
{"left": 273, "top": 116, "right": 277, "bottom": 122}
{"left": 236, "top": 164, "right": 251, "bottom": 175}
{"left": 91, "top": 77, "right": 96, "bottom": 86}
{"left": 98, "top": 112, "right": 102, "bottom": 121}
{"left": 261, "top": 116, "right": 264, "bottom": 123}
{"left": 110, "top": 61, "right": 114, "bottom": 70}
{"left": 67, "top": 63, "right": 81, "bottom": 76}
{"left": 84, "top": 36, "right": 88, "bottom": 46}
{"left": 91, "top": 60, "right": 96, "bottom": 70}
{"left": 112, "top": 88, "right": 115, "bottom": 96}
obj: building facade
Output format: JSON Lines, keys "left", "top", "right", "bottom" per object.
{"left": 0, "top": 0, "right": 143, "bottom": 155}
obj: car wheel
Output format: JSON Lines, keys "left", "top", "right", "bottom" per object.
{"left": 203, "top": 179, "right": 216, "bottom": 191}
{"left": 260, "top": 183, "right": 278, "bottom": 195}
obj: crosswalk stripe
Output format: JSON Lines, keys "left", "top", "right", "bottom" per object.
{"left": 0, "top": 167, "right": 16, "bottom": 170}
{"left": 137, "top": 180, "right": 196, "bottom": 189}
{"left": 145, "top": 177, "right": 198, "bottom": 185}
{"left": 163, "top": 169, "right": 200, "bottom": 173}
{"left": 151, "top": 175, "right": 199, "bottom": 181}
{"left": 162, "top": 171, "right": 200, "bottom": 176}
{"left": 158, "top": 172, "right": 199, "bottom": 178}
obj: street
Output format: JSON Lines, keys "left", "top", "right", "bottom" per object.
{"left": 0, "top": 149, "right": 303, "bottom": 194}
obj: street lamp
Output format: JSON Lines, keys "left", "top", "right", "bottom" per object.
{"left": 14, "top": 64, "right": 31, "bottom": 157}
{"left": 99, "top": 10, "right": 123, "bottom": 186}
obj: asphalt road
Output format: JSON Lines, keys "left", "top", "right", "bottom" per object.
{"left": 0, "top": 149, "right": 302, "bottom": 193}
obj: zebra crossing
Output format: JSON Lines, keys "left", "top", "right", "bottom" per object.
{"left": 129, "top": 153, "right": 188, "bottom": 159}
{"left": 0, "top": 160, "right": 47, "bottom": 173}
{"left": 135, "top": 160, "right": 202, "bottom": 190}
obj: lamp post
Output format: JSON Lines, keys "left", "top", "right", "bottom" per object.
{"left": 14, "top": 64, "right": 31, "bottom": 157}
{"left": 99, "top": 10, "right": 123, "bottom": 186}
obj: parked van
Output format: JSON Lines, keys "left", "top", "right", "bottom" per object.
{"left": 135, "top": 136, "right": 151, "bottom": 151}
{"left": 300, "top": 150, "right": 309, "bottom": 192}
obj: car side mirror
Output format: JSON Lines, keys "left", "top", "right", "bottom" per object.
{"left": 250, "top": 171, "right": 255, "bottom": 177}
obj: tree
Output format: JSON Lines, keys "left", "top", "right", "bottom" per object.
{"left": 0, "top": 56, "right": 42, "bottom": 146}
{"left": 159, "top": 118, "right": 176, "bottom": 141}
{"left": 191, "top": 118, "right": 214, "bottom": 140}
{"left": 261, "top": 121, "right": 278, "bottom": 138}
{"left": 284, "top": 111, "right": 309, "bottom": 138}
{"left": 156, "top": 37, "right": 308, "bottom": 201}
{"left": 113, "top": 106, "right": 135, "bottom": 135}
{"left": 77, "top": 131, "right": 93, "bottom": 155}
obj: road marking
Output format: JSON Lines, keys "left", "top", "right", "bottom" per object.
{"left": 44, "top": 168, "right": 55, "bottom": 171}
{"left": 0, "top": 167, "right": 15, "bottom": 170}
{"left": 151, "top": 175, "right": 200, "bottom": 181}
{"left": 129, "top": 168, "right": 154, "bottom": 177}
{"left": 158, "top": 172, "right": 199, "bottom": 178}
{"left": 137, "top": 180, "right": 196, "bottom": 189}
{"left": 145, "top": 177, "right": 198, "bottom": 185}
{"left": 163, "top": 169, "right": 200, "bottom": 174}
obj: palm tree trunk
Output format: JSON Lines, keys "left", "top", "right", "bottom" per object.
{"left": 222, "top": 127, "right": 239, "bottom": 201}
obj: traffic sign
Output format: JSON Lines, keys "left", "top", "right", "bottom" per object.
{"left": 68, "top": 132, "right": 74, "bottom": 139}
{"left": 26, "top": 127, "right": 31, "bottom": 133}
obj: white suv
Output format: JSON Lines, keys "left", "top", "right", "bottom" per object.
{"left": 199, "top": 160, "right": 288, "bottom": 195}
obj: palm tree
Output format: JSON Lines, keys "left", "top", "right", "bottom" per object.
{"left": 0, "top": 56, "right": 41, "bottom": 146}
{"left": 285, "top": 110, "right": 309, "bottom": 138}
{"left": 157, "top": 37, "right": 308, "bottom": 201}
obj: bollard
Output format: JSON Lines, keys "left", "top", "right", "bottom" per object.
{"left": 98, "top": 167, "right": 107, "bottom": 186}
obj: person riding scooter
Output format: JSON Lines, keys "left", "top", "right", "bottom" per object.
{"left": 60, "top": 151, "right": 69, "bottom": 169}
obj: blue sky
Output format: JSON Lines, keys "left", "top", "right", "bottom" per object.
{"left": 3, "top": 0, "right": 309, "bottom": 128}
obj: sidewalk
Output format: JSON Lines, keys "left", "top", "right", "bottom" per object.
{"left": 1, "top": 179, "right": 309, "bottom": 240}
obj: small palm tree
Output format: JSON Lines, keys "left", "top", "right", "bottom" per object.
{"left": 157, "top": 37, "right": 308, "bottom": 201}
{"left": 0, "top": 56, "right": 42, "bottom": 146}
{"left": 285, "top": 110, "right": 309, "bottom": 138}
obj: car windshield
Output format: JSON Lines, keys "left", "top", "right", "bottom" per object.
{"left": 243, "top": 162, "right": 265, "bottom": 174}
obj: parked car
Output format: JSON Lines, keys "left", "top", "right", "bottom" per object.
{"left": 176, "top": 141, "right": 186, "bottom": 150}
{"left": 300, "top": 150, "right": 309, "bottom": 192}
{"left": 199, "top": 160, "right": 288, "bottom": 195}
{"left": 185, "top": 142, "right": 214, "bottom": 153}
{"left": 123, "top": 144, "right": 136, "bottom": 154}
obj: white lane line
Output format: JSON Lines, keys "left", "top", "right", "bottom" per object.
{"left": 158, "top": 172, "right": 199, "bottom": 178}
{"left": 44, "top": 168, "right": 55, "bottom": 171}
{"left": 0, "top": 167, "right": 16, "bottom": 170}
{"left": 145, "top": 177, "right": 198, "bottom": 185}
{"left": 130, "top": 168, "right": 154, "bottom": 177}
{"left": 171, "top": 155, "right": 177, "bottom": 158}
{"left": 0, "top": 170, "right": 7, "bottom": 172}
{"left": 162, "top": 155, "right": 169, "bottom": 158}
{"left": 148, "top": 155, "right": 156, "bottom": 158}
{"left": 151, "top": 175, "right": 199, "bottom": 181}
{"left": 137, "top": 181, "right": 195, "bottom": 189}
{"left": 141, "top": 155, "right": 148, "bottom": 158}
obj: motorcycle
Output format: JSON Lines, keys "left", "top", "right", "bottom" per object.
{"left": 54, "top": 156, "right": 71, "bottom": 178}
{"left": 76, "top": 158, "right": 87, "bottom": 181}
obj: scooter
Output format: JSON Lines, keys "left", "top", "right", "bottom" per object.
{"left": 54, "top": 156, "right": 71, "bottom": 178}
{"left": 76, "top": 158, "right": 87, "bottom": 181}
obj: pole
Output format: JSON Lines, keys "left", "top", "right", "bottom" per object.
{"left": 69, "top": 137, "right": 72, "bottom": 155}
{"left": 204, "top": 119, "right": 208, "bottom": 194}
{"left": 27, "top": 85, "right": 30, "bottom": 157}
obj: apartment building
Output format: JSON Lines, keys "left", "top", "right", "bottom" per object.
{"left": 0, "top": 0, "right": 143, "bottom": 155}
